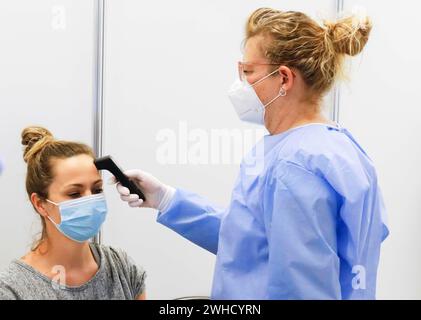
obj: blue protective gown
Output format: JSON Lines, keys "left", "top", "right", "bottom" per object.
{"left": 157, "top": 123, "right": 389, "bottom": 300}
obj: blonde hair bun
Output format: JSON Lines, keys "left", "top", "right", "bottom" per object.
{"left": 325, "top": 15, "right": 372, "bottom": 57}
{"left": 21, "top": 126, "right": 54, "bottom": 163}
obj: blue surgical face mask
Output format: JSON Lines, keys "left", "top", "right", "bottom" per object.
{"left": 46, "top": 193, "right": 108, "bottom": 243}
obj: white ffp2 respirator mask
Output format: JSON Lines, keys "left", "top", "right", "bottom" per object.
{"left": 228, "top": 69, "right": 286, "bottom": 125}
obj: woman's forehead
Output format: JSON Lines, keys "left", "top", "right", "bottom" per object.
{"left": 50, "top": 155, "right": 100, "bottom": 186}
{"left": 243, "top": 35, "right": 267, "bottom": 62}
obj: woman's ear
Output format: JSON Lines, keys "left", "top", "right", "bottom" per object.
{"left": 30, "top": 193, "right": 49, "bottom": 218}
{"left": 278, "top": 66, "right": 295, "bottom": 91}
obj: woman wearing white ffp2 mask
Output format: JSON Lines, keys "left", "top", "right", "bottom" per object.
{"left": 112, "top": 8, "right": 388, "bottom": 300}
{"left": 228, "top": 65, "right": 288, "bottom": 125}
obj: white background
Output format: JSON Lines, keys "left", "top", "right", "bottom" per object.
{"left": 0, "top": 0, "right": 420, "bottom": 300}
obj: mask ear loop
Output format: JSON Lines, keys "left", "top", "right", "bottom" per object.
{"left": 249, "top": 67, "right": 288, "bottom": 108}
{"left": 263, "top": 87, "right": 286, "bottom": 108}
{"left": 46, "top": 199, "right": 58, "bottom": 206}
{"left": 249, "top": 68, "right": 280, "bottom": 87}
{"left": 260, "top": 68, "right": 288, "bottom": 107}
{"left": 45, "top": 199, "right": 60, "bottom": 225}
{"left": 263, "top": 72, "right": 288, "bottom": 108}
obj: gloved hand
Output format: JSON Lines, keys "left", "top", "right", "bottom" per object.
{"left": 109, "top": 169, "right": 176, "bottom": 212}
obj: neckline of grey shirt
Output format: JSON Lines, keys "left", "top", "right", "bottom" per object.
{"left": 10, "top": 242, "right": 103, "bottom": 292}
{"left": 0, "top": 243, "right": 146, "bottom": 299}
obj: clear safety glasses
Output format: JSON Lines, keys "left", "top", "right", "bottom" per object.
{"left": 237, "top": 61, "right": 282, "bottom": 82}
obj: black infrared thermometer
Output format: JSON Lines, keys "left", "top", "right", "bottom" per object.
{"left": 94, "top": 155, "right": 145, "bottom": 200}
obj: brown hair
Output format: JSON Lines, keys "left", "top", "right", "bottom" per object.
{"left": 246, "top": 8, "right": 372, "bottom": 97}
{"left": 21, "top": 126, "right": 94, "bottom": 250}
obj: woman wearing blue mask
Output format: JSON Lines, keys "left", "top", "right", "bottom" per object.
{"left": 113, "top": 8, "right": 389, "bottom": 299}
{"left": 0, "top": 126, "right": 146, "bottom": 300}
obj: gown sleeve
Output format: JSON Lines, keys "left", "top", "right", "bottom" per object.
{"left": 322, "top": 151, "right": 389, "bottom": 299}
{"left": 156, "top": 188, "right": 225, "bottom": 254}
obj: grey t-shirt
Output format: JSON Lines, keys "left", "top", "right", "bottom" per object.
{"left": 0, "top": 243, "right": 146, "bottom": 300}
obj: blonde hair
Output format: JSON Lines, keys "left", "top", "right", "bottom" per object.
{"left": 21, "top": 126, "right": 94, "bottom": 250}
{"left": 246, "top": 8, "right": 372, "bottom": 96}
